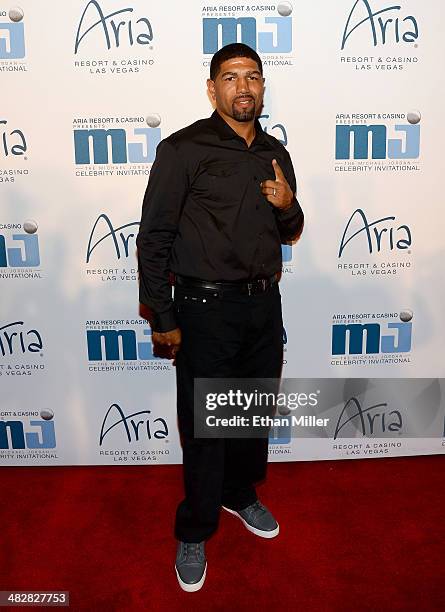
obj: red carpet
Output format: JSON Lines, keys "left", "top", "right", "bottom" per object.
{"left": 1, "top": 456, "right": 443, "bottom": 611}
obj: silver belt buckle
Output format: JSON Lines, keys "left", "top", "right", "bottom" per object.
{"left": 247, "top": 281, "right": 253, "bottom": 296}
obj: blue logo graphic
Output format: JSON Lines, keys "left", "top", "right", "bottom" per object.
{"left": 0, "top": 21, "right": 25, "bottom": 59}
{"left": 339, "top": 208, "right": 412, "bottom": 257}
{"left": 341, "top": 0, "right": 418, "bottom": 50}
{"left": 0, "top": 420, "right": 56, "bottom": 449}
{"left": 332, "top": 322, "right": 412, "bottom": 355}
{"left": 0, "top": 233, "right": 40, "bottom": 267}
{"left": 258, "top": 114, "right": 288, "bottom": 146}
{"left": 336, "top": 123, "right": 420, "bottom": 160}
{"left": 0, "top": 321, "right": 43, "bottom": 357}
{"left": 75, "top": 1, "right": 153, "bottom": 54}
{"left": 74, "top": 127, "right": 161, "bottom": 165}
{"left": 0, "top": 120, "right": 26, "bottom": 157}
{"left": 281, "top": 244, "right": 292, "bottom": 263}
{"left": 87, "top": 327, "right": 159, "bottom": 361}
{"left": 203, "top": 16, "right": 292, "bottom": 54}
{"left": 269, "top": 416, "right": 291, "bottom": 444}
{"left": 86, "top": 213, "right": 139, "bottom": 263}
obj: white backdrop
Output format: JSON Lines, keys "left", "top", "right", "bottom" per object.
{"left": 1, "top": 0, "right": 444, "bottom": 465}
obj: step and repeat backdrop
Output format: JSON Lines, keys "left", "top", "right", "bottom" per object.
{"left": 1, "top": 0, "right": 444, "bottom": 465}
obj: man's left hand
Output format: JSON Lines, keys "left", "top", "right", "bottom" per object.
{"left": 260, "top": 159, "right": 294, "bottom": 211}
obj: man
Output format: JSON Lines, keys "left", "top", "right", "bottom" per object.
{"left": 137, "top": 43, "right": 304, "bottom": 592}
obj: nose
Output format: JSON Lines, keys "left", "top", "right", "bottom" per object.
{"left": 236, "top": 76, "right": 250, "bottom": 93}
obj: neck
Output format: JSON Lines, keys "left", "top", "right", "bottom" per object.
{"left": 217, "top": 110, "right": 256, "bottom": 147}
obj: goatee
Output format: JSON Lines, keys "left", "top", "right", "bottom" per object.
{"left": 232, "top": 106, "right": 256, "bottom": 122}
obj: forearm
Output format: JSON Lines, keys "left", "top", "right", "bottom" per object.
{"left": 275, "top": 197, "right": 304, "bottom": 242}
{"left": 275, "top": 150, "right": 304, "bottom": 242}
{"left": 136, "top": 140, "right": 187, "bottom": 332}
{"left": 137, "top": 230, "right": 177, "bottom": 332}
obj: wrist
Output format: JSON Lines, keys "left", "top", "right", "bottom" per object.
{"left": 279, "top": 198, "right": 294, "bottom": 212}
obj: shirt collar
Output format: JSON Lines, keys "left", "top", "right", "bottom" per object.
{"left": 210, "top": 109, "right": 272, "bottom": 147}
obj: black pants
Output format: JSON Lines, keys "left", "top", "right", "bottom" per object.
{"left": 173, "top": 282, "right": 284, "bottom": 543}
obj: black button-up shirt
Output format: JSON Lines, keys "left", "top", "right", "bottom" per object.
{"left": 136, "top": 110, "right": 304, "bottom": 332}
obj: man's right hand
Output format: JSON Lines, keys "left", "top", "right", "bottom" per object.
{"left": 152, "top": 328, "right": 182, "bottom": 364}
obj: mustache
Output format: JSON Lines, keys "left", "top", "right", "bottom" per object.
{"left": 233, "top": 95, "right": 255, "bottom": 102}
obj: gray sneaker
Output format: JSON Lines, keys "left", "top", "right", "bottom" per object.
{"left": 175, "top": 541, "right": 207, "bottom": 592}
{"left": 222, "top": 501, "right": 279, "bottom": 538}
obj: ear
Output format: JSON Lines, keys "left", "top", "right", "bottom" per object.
{"left": 207, "top": 78, "right": 216, "bottom": 101}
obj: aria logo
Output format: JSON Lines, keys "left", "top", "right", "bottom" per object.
{"left": 341, "top": 0, "right": 418, "bottom": 50}
{"left": 333, "top": 396, "right": 402, "bottom": 439}
{"left": 202, "top": 3, "right": 293, "bottom": 55}
{"left": 99, "top": 403, "right": 168, "bottom": 446}
{"left": 74, "top": 0, "right": 153, "bottom": 54}
{"left": 338, "top": 208, "right": 412, "bottom": 258}
{"left": 0, "top": 321, "right": 43, "bottom": 357}
{"left": 86, "top": 213, "right": 139, "bottom": 264}
{"left": 258, "top": 113, "right": 288, "bottom": 146}
{"left": 0, "top": 7, "right": 25, "bottom": 60}
{"left": 0, "top": 119, "right": 26, "bottom": 158}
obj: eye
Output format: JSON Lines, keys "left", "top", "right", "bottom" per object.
{"left": 248, "top": 75, "right": 259, "bottom": 80}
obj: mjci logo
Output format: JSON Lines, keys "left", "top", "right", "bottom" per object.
{"left": 87, "top": 326, "right": 160, "bottom": 361}
{"left": 336, "top": 114, "right": 420, "bottom": 160}
{"left": 332, "top": 312, "right": 413, "bottom": 356}
{"left": 0, "top": 223, "right": 40, "bottom": 268}
{"left": 202, "top": 4, "right": 293, "bottom": 54}
{"left": 74, "top": 126, "right": 161, "bottom": 165}
{"left": 0, "top": 415, "right": 56, "bottom": 450}
{"left": 0, "top": 8, "right": 25, "bottom": 60}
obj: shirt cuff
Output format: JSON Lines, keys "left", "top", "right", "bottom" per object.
{"left": 275, "top": 197, "right": 299, "bottom": 218}
{"left": 151, "top": 307, "right": 177, "bottom": 333}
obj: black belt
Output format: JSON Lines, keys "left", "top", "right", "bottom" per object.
{"left": 175, "top": 274, "right": 278, "bottom": 296}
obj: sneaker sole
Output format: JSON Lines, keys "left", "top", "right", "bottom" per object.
{"left": 222, "top": 506, "right": 280, "bottom": 539}
{"left": 175, "top": 562, "right": 207, "bottom": 592}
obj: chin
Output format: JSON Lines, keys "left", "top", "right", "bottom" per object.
{"left": 232, "top": 111, "right": 256, "bottom": 122}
